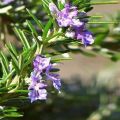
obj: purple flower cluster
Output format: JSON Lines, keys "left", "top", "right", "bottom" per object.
{"left": 49, "top": 3, "right": 94, "bottom": 46}
{"left": 2, "top": 0, "right": 13, "bottom": 5}
{"left": 28, "top": 55, "right": 61, "bottom": 102}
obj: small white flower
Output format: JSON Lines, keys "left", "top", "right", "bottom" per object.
{"left": 72, "top": 19, "right": 83, "bottom": 27}
{"left": 0, "top": 106, "right": 4, "bottom": 110}
{"left": 65, "top": 31, "right": 75, "bottom": 38}
{"left": 37, "top": 36, "right": 42, "bottom": 41}
{"left": 9, "top": 61, "right": 12, "bottom": 71}
{"left": 47, "top": 30, "right": 51, "bottom": 37}
{"left": 52, "top": 63, "right": 58, "bottom": 66}
{"left": 62, "top": 53, "right": 70, "bottom": 58}
{"left": 32, "top": 38, "right": 36, "bottom": 42}
{"left": 25, "top": 77, "right": 31, "bottom": 84}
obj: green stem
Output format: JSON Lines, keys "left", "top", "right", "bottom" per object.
{"left": 88, "top": 21, "right": 119, "bottom": 24}
{"left": 90, "top": 15, "right": 103, "bottom": 18}
{"left": 91, "top": 1, "right": 119, "bottom": 5}
{"left": 39, "top": 44, "right": 44, "bottom": 54}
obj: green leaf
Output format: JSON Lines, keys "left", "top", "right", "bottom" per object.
{"left": 111, "top": 52, "right": 120, "bottom": 61}
{"left": 4, "top": 112, "right": 23, "bottom": 118}
{"left": 21, "top": 31, "right": 31, "bottom": 49}
{"left": 84, "top": 6, "right": 93, "bottom": 12}
{"left": 0, "top": 52, "right": 9, "bottom": 74}
{"left": 22, "top": 48, "right": 36, "bottom": 69}
{"left": 0, "top": 59, "right": 8, "bottom": 76}
{"left": 6, "top": 44, "right": 19, "bottom": 73}
{"left": 16, "top": 43, "right": 36, "bottom": 74}
{"left": 15, "top": 90, "right": 28, "bottom": 93}
{"left": 58, "top": 0, "right": 65, "bottom": 10}
{"left": 41, "top": 0, "right": 51, "bottom": 14}
{"left": 14, "top": 28, "right": 30, "bottom": 50}
{"left": 51, "top": 57, "right": 72, "bottom": 62}
{"left": 4, "top": 107, "right": 17, "bottom": 112}
{"left": 9, "top": 52, "right": 19, "bottom": 73}
{"left": 18, "top": 55, "right": 23, "bottom": 71}
{"left": 94, "top": 34, "right": 108, "bottom": 45}
{"left": 0, "top": 107, "right": 22, "bottom": 119}
{"left": 26, "top": 9, "right": 44, "bottom": 31}
{"left": 42, "top": 19, "right": 52, "bottom": 40}
{"left": 22, "top": 43, "right": 36, "bottom": 60}
{"left": 32, "top": 32, "right": 41, "bottom": 44}
{"left": 47, "top": 32, "right": 64, "bottom": 42}
{"left": 0, "top": 69, "right": 15, "bottom": 84}
{"left": 91, "top": 1, "right": 119, "bottom": 5}
{"left": 46, "top": 50, "right": 70, "bottom": 57}
{"left": 26, "top": 20, "right": 38, "bottom": 36}
{"left": 6, "top": 42, "right": 18, "bottom": 57}
{"left": 0, "top": 6, "right": 12, "bottom": 14}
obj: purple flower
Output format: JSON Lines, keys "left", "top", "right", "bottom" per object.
{"left": 46, "top": 65, "right": 61, "bottom": 91}
{"left": 73, "top": 26, "right": 94, "bottom": 45}
{"left": 78, "top": 12, "right": 88, "bottom": 23}
{"left": 2, "top": 0, "right": 13, "bottom": 5}
{"left": 28, "top": 71, "right": 47, "bottom": 102}
{"left": 49, "top": 3, "right": 59, "bottom": 17}
{"left": 28, "top": 55, "right": 61, "bottom": 102}
{"left": 49, "top": 74, "right": 61, "bottom": 91}
{"left": 66, "top": 24, "right": 94, "bottom": 45}
{"left": 30, "top": 71, "right": 42, "bottom": 82}
{"left": 33, "top": 55, "right": 51, "bottom": 73}
{"left": 77, "top": 30, "right": 94, "bottom": 46}
{"left": 28, "top": 82, "right": 47, "bottom": 102}
{"left": 57, "top": 4, "right": 82, "bottom": 27}
{"left": 49, "top": 3, "right": 83, "bottom": 27}
{"left": 49, "top": 2, "right": 94, "bottom": 46}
